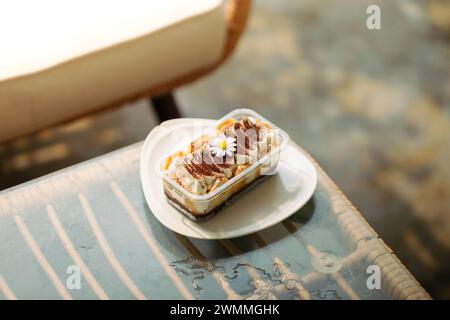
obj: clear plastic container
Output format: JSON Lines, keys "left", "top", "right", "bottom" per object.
{"left": 160, "top": 108, "right": 290, "bottom": 221}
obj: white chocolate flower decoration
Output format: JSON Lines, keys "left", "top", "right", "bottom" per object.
{"left": 210, "top": 135, "right": 236, "bottom": 157}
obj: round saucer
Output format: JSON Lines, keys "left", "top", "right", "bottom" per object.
{"left": 140, "top": 118, "right": 317, "bottom": 239}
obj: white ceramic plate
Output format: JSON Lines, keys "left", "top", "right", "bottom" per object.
{"left": 140, "top": 118, "right": 317, "bottom": 239}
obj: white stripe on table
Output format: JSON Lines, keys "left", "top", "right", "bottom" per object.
{"left": 14, "top": 215, "right": 72, "bottom": 300}
{"left": 220, "top": 239, "right": 278, "bottom": 300}
{"left": 110, "top": 181, "right": 194, "bottom": 300}
{"left": 0, "top": 273, "right": 17, "bottom": 300}
{"left": 250, "top": 232, "right": 311, "bottom": 300}
{"left": 174, "top": 234, "right": 242, "bottom": 300}
{"left": 47, "top": 204, "right": 109, "bottom": 300}
{"left": 78, "top": 194, "right": 146, "bottom": 300}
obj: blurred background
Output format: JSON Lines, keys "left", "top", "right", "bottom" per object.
{"left": 0, "top": 0, "right": 449, "bottom": 298}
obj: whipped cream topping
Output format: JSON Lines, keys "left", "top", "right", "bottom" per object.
{"left": 165, "top": 116, "right": 280, "bottom": 195}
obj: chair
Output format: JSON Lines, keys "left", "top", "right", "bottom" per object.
{"left": 0, "top": 0, "right": 251, "bottom": 144}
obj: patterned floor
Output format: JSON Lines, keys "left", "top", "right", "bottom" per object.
{"left": 0, "top": 0, "right": 449, "bottom": 298}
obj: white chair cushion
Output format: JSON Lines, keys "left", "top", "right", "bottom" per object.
{"left": 0, "top": 0, "right": 225, "bottom": 142}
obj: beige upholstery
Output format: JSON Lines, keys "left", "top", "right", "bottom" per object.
{"left": 0, "top": 0, "right": 226, "bottom": 143}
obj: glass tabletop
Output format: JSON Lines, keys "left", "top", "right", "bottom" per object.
{"left": 0, "top": 127, "right": 430, "bottom": 300}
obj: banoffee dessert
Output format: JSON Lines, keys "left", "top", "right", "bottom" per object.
{"left": 161, "top": 111, "right": 285, "bottom": 220}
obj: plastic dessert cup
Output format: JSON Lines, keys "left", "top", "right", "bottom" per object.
{"left": 160, "top": 108, "right": 290, "bottom": 221}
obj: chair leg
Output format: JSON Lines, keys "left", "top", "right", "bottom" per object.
{"left": 150, "top": 92, "right": 182, "bottom": 122}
